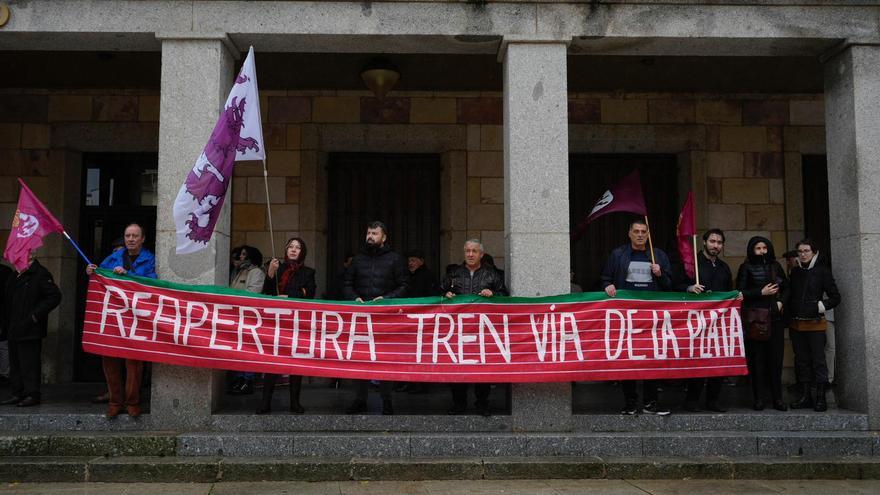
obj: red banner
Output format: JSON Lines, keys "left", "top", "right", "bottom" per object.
{"left": 82, "top": 271, "right": 748, "bottom": 383}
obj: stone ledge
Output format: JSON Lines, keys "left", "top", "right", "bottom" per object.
{"left": 4, "top": 456, "right": 880, "bottom": 482}
{"left": 5, "top": 430, "right": 879, "bottom": 458}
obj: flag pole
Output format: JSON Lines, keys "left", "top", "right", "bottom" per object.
{"left": 644, "top": 215, "right": 656, "bottom": 264}
{"left": 261, "top": 158, "right": 277, "bottom": 261}
{"left": 62, "top": 231, "right": 93, "bottom": 266}
{"left": 693, "top": 234, "right": 700, "bottom": 286}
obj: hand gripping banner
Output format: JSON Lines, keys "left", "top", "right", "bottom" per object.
{"left": 83, "top": 270, "right": 748, "bottom": 382}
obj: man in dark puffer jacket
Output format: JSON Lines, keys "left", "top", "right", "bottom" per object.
{"left": 788, "top": 239, "right": 841, "bottom": 412}
{"left": 343, "top": 221, "right": 408, "bottom": 415}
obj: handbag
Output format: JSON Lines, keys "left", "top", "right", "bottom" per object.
{"left": 743, "top": 307, "right": 771, "bottom": 341}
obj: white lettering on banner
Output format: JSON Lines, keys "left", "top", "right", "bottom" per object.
{"left": 558, "top": 312, "right": 584, "bottom": 362}
{"left": 292, "top": 310, "right": 318, "bottom": 359}
{"left": 456, "top": 313, "right": 477, "bottom": 365}
{"left": 625, "top": 309, "right": 645, "bottom": 360}
{"left": 152, "top": 295, "right": 181, "bottom": 342}
{"left": 480, "top": 314, "right": 511, "bottom": 364}
{"left": 99, "top": 286, "right": 129, "bottom": 337}
{"left": 408, "top": 313, "right": 433, "bottom": 363}
{"left": 605, "top": 309, "right": 626, "bottom": 360}
{"left": 530, "top": 305, "right": 557, "bottom": 362}
{"left": 433, "top": 313, "right": 457, "bottom": 364}
{"left": 263, "top": 307, "right": 291, "bottom": 356}
{"left": 128, "top": 292, "right": 152, "bottom": 342}
{"left": 182, "top": 301, "right": 208, "bottom": 345}
{"left": 320, "top": 311, "right": 344, "bottom": 360}
{"left": 347, "top": 313, "right": 376, "bottom": 361}
{"left": 238, "top": 306, "right": 265, "bottom": 354}
{"left": 209, "top": 304, "right": 234, "bottom": 350}
{"left": 89, "top": 277, "right": 745, "bottom": 369}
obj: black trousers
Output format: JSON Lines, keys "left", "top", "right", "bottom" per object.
{"left": 791, "top": 329, "right": 828, "bottom": 385}
{"left": 354, "top": 380, "right": 392, "bottom": 401}
{"left": 451, "top": 383, "right": 490, "bottom": 407}
{"left": 622, "top": 380, "right": 659, "bottom": 405}
{"left": 685, "top": 377, "right": 723, "bottom": 404}
{"left": 8, "top": 339, "right": 42, "bottom": 399}
{"left": 745, "top": 321, "right": 785, "bottom": 402}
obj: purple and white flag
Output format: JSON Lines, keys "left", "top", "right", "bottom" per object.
{"left": 173, "top": 46, "right": 264, "bottom": 254}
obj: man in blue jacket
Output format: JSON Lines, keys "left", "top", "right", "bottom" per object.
{"left": 86, "top": 223, "right": 156, "bottom": 418}
{"left": 601, "top": 218, "right": 672, "bottom": 416}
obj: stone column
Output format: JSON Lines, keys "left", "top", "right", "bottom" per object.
{"left": 823, "top": 43, "right": 880, "bottom": 428}
{"left": 151, "top": 35, "right": 235, "bottom": 428}
{"left": 501, "top": 38, "right": 572, "bottom": 431}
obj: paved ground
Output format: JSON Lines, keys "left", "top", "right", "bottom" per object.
{"left": 3, "top": 480, "right": 880, "bottom": 494}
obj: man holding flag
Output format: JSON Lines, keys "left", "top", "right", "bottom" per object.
{"left": 676, "top": 228, "right": 743, "bottom": 412}
{"left": 601, "top": 218, "right": 673, "bottom": 416}
{"left": 1, "top": 180, "right": 64, "bottom": 407}
{"left": 86, "top": 223, "right": 156, "bottom": 418}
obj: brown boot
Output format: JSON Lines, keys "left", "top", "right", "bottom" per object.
{"left": 126, "top": 404, "right": 142, "bottom": 418}
{"left": 106, "top": 404, "right": 124, "bottom": 419}
{"left": 103, "top": 357, "right": 124, "bottom": 417}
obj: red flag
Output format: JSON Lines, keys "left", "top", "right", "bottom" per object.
{"left": 3, "top": 178, "right": 64, "bottom": 272}
{"left": 572, "top": 170, "right": 648, "bottom": 241}
{"left": 677, "top": 191, "right": 697, "bottom": 279}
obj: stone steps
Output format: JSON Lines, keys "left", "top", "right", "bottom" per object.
{"left": 0, "top": 410, "right": 868, "bottom": 432}
{"left": 2, "top": 456, "right": 880, "bottom": 482}
{"left": 2, "top": 431, "right": 878, "bottom": 458}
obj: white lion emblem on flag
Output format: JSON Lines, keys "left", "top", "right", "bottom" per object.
{"left": 16, "top": 212, "right": 39, "bottom": 238}
{"left": 589, "top": 190, "right": 614, "bottom": 216}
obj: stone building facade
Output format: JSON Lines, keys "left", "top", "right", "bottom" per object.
{"left": 0, "top": 1, "right": 878, "bottom": 432}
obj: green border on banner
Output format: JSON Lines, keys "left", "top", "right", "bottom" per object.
{"left": 95, "top": 268, "right": 739, "bottom": 306}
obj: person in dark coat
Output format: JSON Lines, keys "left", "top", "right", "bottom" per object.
{"left": 601, "top": 219, "right": 673, "bottom": 416}
{"left": 441, "top": 239, "right": 508, "bottom": 416}
{"left": 405, "top": 249, "right": 437, "bottom": 298}
{"left": 394, "top": 249, "right": 437, "bottom": 394}
{"left": 676, "top": 229, "right": 743, "bottom": 413}
{"left": 0, "top": 252, "right": 62, "bottom": 407}
{"left": 258, "top": 237, "right": 316, "bottom": 414}
{"left": 787, "top": 239, "right": 841, "bottom": 412}
{"left": 343, "top": 221, "right": 408, "bottom": 415}
{"left": 0, "top": 263, "right": 13, "bottom": 384}
{"left": 736, "top": 235, "right": 790, "bottom": 411}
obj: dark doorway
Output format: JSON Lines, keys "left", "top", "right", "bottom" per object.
{"left": 326, "top": 153, "right": 441, "bottom": 294}
{"left": 569, "top": 154, "right": 680, "bottom": 292}
{"left": 74, "top": 153, "right": 158, "bottom": 381}
{"left": 802, "top": 155, "right": 832, "bottom": 266}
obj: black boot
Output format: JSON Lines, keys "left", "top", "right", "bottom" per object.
{"left": 289, "top": 375, "right": 304, "bottom": 414}
{"left": 256, "top": 374, "right": 277, "bottom": 415}
{"left": 790, "top": 382, "right": 814, "bottom": 410}
{"left": 814, "top": 384, "right": 827, "bottom": 412}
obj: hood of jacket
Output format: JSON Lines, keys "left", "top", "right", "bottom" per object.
{"left": 798, "top": 251, "right": 820, "bottom": 270}
{"left": 746, "top": 236, "right": 776, "bottom": 265}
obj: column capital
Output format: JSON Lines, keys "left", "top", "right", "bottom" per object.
{"left": 820, "top": 38, "right": 880, "bottom": 64}
{"left": 497, "top": 34, "right": 572, "bottom": 62}
{"left": 155, "top": 31, "right": 240, "bottom": 60}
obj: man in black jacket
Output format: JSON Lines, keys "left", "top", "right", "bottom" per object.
{"left": 0, "top": 252, "right": 61, "bottom": 407}
{"left": 441, "top": 239, "right": 507, "bottom": 416}
{"left": 788, "top": 239, "right": 841, "bottom": 412}
{"left": 343, "top": 221, "right": 408, "bottom": 415}
{"left": 677, "top": 229, "right": 742, "bottom": 413}
{"left": 601, "top": 219, "right": 672, "bottom": 416}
